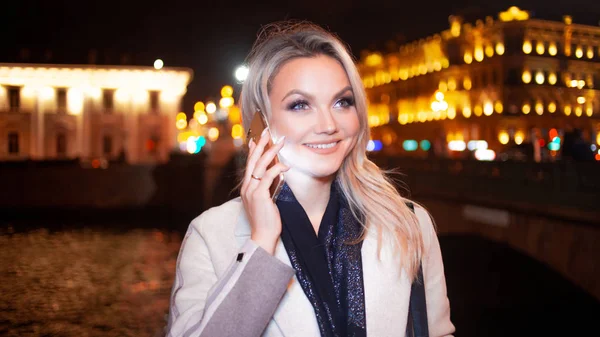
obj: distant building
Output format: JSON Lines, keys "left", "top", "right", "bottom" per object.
{"left": 0, "top": 64, "right": 193, "bottom": 164}
{"left": 358, "top": 6, "right": 600, "bottom": 161}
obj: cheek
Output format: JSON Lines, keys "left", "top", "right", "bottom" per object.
{"left": 341, "top": 113, "right": 361, "bottom": 137}
{"left": 273, "top": 117, "right": 312, "bottom": 142}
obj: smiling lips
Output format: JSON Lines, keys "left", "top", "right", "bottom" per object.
{"left": 303, "top": 140, "right": 341, "bottom": 154}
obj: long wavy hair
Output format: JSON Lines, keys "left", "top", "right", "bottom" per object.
{"left": 239, "top": 21, "right": 424, "bottom": 280}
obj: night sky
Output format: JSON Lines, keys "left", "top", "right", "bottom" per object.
{"left": 2, "top": 0, "right": 599, "bottom": 112}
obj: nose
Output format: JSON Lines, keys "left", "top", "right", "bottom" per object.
{"left": 314, "top": 108, "right": 338, "bottom": 135}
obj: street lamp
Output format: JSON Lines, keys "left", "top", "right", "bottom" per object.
{"left": 235, "top": 65, "right": 249, "bottom": 82}
{"left": 154, "top": 59, "right": 164, "bottom": 70}
{"left": 206, "top": 102, "right": 217, "bottom": 114}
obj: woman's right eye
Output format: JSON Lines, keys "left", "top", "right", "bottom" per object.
{"left": 287, "top": 100, "right": 310, "bottom": 111}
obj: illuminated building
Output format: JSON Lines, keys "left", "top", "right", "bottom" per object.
{"left": 0, "top": 64, "right": 192, "bottom": 164}
{"left": 359, "top": 6, "right": 600, "bottom": 161}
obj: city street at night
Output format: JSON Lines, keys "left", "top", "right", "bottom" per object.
{"left": 2, "top": 1, "right": 600, "bottom": 336}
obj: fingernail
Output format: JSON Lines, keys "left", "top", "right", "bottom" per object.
{"left": 261, "top": 128, "right": 269, "bottom": 137}
{"left": 276, "top": 136, "right": 286, "bottom": 145}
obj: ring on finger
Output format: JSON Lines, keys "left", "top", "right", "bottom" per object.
{"left": 251, "top": 174, "right": 262, "bottom": 181}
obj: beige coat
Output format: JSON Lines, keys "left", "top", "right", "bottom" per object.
{"left": 167, "top": 197, "right": 455, "bottom": 337}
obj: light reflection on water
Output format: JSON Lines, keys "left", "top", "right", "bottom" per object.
{"left": 0, "top": 226, "right": 182, "bottom": 337}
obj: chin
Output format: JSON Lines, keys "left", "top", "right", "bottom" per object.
{"left": 301, "top": 160, "right": 344, "bottom": 179}
{"left": 310, "top": 169, "right": 339, "bottom": 179}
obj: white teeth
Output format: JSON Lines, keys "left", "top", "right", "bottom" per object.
{"left": 305, "top": 142, "right": 337, "bottom": 149}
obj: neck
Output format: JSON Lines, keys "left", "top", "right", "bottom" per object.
{"left": 284, "top": 170, "right": 334, "bottom": 233}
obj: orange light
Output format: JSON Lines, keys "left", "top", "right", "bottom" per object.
{"left": 549, "top": 128, "right": 558, "bottom": 139}
{"left": 231, "top": 124, "right": 244, "bottom": 139}
{"left": 176, "top": 119, "right": 187, "bottom": 130}
{"left": 496, "top": 42, "right": 505, "bottom": 55}
{"left": 464, "top": 52, "right": 473, "bottom": 64}
{"left": 523, "top": 40, "right": 532, "bottom": 54}
{"left": 194, "top": 101, "right": 205, "bottom": 112}
{"left": 146, "top": 139, "right": 156, "bottom": 151}
{"left": 221, "top": 85, "right": 234, "bottom": 98}
{"left": 522, "top": 70, "right": 532, "bottom": 84}
{"left": 498, "top": 131, "right": 510, "bottom": 145}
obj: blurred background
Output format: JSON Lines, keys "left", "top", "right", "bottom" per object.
{"left": 1, "top": 0, "right": 599, "bottom": 336}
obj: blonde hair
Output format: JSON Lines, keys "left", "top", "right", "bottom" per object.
{"left": 240, "top": 21, "right": 424, "bottom": 280}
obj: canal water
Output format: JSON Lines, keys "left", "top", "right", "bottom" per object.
{"left": 1, "top": 224, "right": 181, "bottom": 337}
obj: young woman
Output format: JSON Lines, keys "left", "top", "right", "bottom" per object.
{"left": 167, "top": 21, "right": 454, "bottom": 337}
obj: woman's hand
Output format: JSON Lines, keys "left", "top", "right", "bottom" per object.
{"left": 240, "top": 128, "right": 289, "bottom": 255}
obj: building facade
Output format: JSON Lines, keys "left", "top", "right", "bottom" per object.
{"left": 0, "top": 64, "right": 192, "bottom": 164}
{"left": 359, "top": 6, "right": 600, "bottom": 161}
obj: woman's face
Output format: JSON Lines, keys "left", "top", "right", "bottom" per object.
{"left": 268, "top": 55, "right": 360, "bottom": 180}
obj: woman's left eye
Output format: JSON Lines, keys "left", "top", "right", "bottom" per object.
{"left": 334, "top": 97, "right": 355, "bottom": 108}
{"left": 287, "top": 100, "right": 310, "bottom": 111}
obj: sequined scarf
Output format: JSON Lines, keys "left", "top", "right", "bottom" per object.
{"left": 276, "top": 182, "right": 366, "bottom": 337}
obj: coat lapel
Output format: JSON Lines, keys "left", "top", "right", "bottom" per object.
{"left": 234, "top": 209, "right": 320, "bottom": 336}
{"left": 362, "top": 230, "right": 412, "bottom": 336}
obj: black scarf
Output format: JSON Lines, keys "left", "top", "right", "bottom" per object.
{"left": 276, "top": 182, "right": 366, "bottom": 337}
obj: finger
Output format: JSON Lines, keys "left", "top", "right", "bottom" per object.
{"left": 248, "top": 138, "right": 256, "bottom": 156}
{"left": 253, "top": 162, "right": 290, "bottom": 197}
{"left": 241, "top": 139, "right": 257, "bottom": 195}
{"left": 243, "top": 134, "right": 285, "bottom": 197}
{"left": 242, "top": 129, "right": 271, "bottom": 192}
{"left": 244, "top": 129, "right": 271, "bottom": 181}
{"left": 251, "top": 136, "right": 286, "bottom": 179}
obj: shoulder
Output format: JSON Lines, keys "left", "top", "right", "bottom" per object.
{"left": 411, "top": 202, "right": 437, "bottom": 252}
{"left": 188, "top": 197, "right": 245, "bottom": 237}
{"left": 412, "top": 204, "right": 434, "bottom": 231}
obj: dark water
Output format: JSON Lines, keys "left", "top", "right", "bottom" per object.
{"left": 0, "top": 225, "right": 182, "bottom": 337}
{"left": 1, "top": 225, "right": 598, "bottom": 337}
{"left": 442, "top": 235, "right": 600, "bottom": 337}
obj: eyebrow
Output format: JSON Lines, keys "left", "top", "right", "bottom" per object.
{"left": 281, "top": 85, "right": 353, "bottom": 102}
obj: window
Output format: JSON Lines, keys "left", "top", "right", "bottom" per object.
{"left": 482, "top": 72, "right": 489, "bottom": 87}
{"left": 491, "top": 69, "right": 499, "bottom": 85}
{"left": 8, "top": 132, "right": 19, "bottom": 154}
{"left": 103, "top": 89, "right": 114, "bottom": 113}
{"left": 150, "top": 91, "right": 159, "bottom": 113}
{"left": 506, "top": 68, "right": 520, "bottom": 86}
{"left": 9, "top": 87, "right": 20, "bottom": 112}
{"left": 471, "top": 73, "right": 480, "bottom": 89}
{"left": 56, "top": 133, "right": 66, "bottom": 156}
{"left": 103, "top": 135, "right": 113, "bottom": 156}
{"left": 57, "top": 88, "right": 67, "bottom": 113}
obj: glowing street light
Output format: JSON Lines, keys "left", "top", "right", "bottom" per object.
{"left": 194, "top": 111, "right": 208, "bottom": 125}
{"left": 206, "top": 102, "right": 217, "bottom": 114}
{"left": 235, "top": 65, "right": 249, "bottom": 82}
{"left": 176, "top": 119, "right": 187, "bottom": 130}
{"left": 154, "top": 59, "right": 164, "bottom": 70}
{"left": 208, "top": 127, "right": 220, "bottom": 141}
{"left": 231, "top": 124, "right": 244, "bottom": 139}
{"left": 194, "top": 101, "right": 205, "bottom": 112}
{"left": 221, "top": 85, "right": 234, "bottom": 98}
{"left": 219, "top": 97, "right": 234, "bottom": 109}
